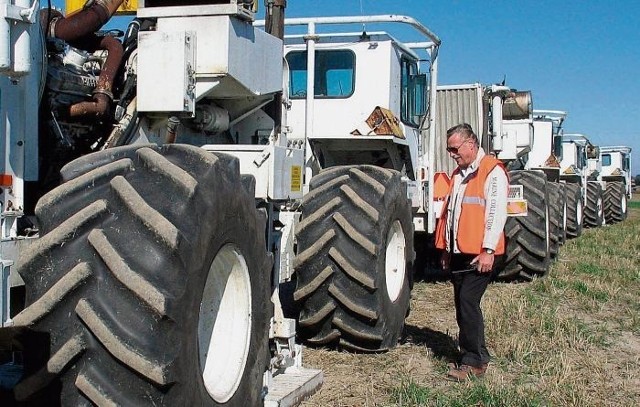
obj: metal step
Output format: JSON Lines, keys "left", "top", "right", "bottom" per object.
{"left": 264, "top": 367, "right": 323, "bottom": 407}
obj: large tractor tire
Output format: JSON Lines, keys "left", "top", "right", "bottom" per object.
{"left": 565, "top": 183, "right": 583, "bottom": 239}
{"left": 547, "top": 182, "right": 562, "bottom": 259}
{"left": 13, "top": 145, "right": 271, "bottom": 406}
{"left": 604, "top": 181, "right": 628, "bottom": 224}
{"left": 584, "top": 181, "right": 604, "bottom": 228}
{"left": 498, "top": 170, "right": 550, "bottom": 281}
{"left": 294, "top": 165, "right": 414, "bottom": 352}
{"left": 557, "top": 183, "right": 568, "bottom": 245}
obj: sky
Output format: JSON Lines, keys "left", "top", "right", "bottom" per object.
{"left": 52, "top": 0, "right": 640, "bottom": 175}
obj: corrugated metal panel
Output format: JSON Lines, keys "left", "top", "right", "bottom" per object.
{"left": 433, "top": 85, "right": 485, "bottom": 174}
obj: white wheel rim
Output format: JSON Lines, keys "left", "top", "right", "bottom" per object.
{"left": 198, "top": 244, "right": 252, "bottom": 403}
{"left": 621, "top": 194, "right": 627, "bottom": 214}
{"left": 563, "top": 200, "right": 568, "bottom": 230}
{"left": 577, "top": 198, "right": 583, "bottom": 226}
{"left": 385, "top": 220, "right": 406, "bottom": 302}
{"left": 597, "top": 196, "right": 603, "bottom": 219}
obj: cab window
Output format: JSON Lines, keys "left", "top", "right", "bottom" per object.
{"left": 623, "top": 154, "right": 630, "bottom": 171}
{"left": 577, "top": 146, "right": 586, "bottom": 169}
{"left": 601, "top": 154, "right": 612, "bottom": 167}
{"left": 286, "top": 50, "right": 355, "bottom": 99}
{"left": 400, "top": 57, "right": 426, "bottom": 127}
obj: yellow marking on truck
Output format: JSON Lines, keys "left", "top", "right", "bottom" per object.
{"left": 66, "top": 0, "right": 138, "bottom": 16}
{"left": 291, "top": 165, "right": 302, "bottom": 192}
{"left": 507, "top": 200, "right": 528, "bottom": 217}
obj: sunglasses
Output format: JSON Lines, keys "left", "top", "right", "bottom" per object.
{"left": 446, "top": 139, "right": 470, "bottom": 154}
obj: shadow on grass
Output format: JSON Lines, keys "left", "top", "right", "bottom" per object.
{"left": 401, "top": 324, "right": 460, "bottom": 363}
{"left": 413, "top": 263, "right": 451, "bottom": 283}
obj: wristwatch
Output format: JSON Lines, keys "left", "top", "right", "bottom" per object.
{"left": 484, "top": 248, "right": 495, "bottom": 255}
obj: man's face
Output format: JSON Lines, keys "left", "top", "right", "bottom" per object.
{"left": 447, "top": 133, "right": 477, "bottom": 168}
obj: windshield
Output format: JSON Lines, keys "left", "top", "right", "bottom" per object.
{"left": 286, "top": 50, "right": 355, "bottom": 99}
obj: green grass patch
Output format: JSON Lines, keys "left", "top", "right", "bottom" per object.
{"left": 575, "top": 262, "right": 606, "bottom": 277}
{"left": 628, "top": 200, "right": 640, "bottom": 209}
{"left": 550, "top": 277, "right": 570, "bottom": 290}
{"left": 573, "top": 318, "right": 612, "bottom": 347}
{"left": 389, "top": 379, "right": 548, "bottom": 407}
{"left": 569, "top": 281, "right": 609, "bottom": 302}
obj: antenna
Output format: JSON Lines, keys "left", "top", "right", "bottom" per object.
{"left": 359, "top": 0, "right": 366, "bottom": 33}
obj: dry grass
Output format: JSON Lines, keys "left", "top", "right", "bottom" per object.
{"left": 299, "top": 202, "right": 640, "bottom": 406}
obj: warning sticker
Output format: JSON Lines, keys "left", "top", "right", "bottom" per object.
{"left": 507, "top": 200, "right": 528, "bottom": 217}
{"left": 291, "top": 166, "right": 302, "bottom": 192}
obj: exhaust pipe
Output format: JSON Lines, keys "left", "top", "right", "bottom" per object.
{"left": 263, "top": 0, "right": 286, "bottom": 135}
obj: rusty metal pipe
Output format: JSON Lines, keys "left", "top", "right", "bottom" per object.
{"left": 68, "top": 91, "right": 110, "bottom": 118}
{"left": 94, "top": 35, "right": 123, "bottom": 95}
{"left": 67, "top": 34, "right": 123, "bottom": 118}
{"left": 52, "top": 1, "right": 123, "bottom": 41}
{"left": 263, "top": 0, "right": 286, "bottom": 135}
{"left": 95, "top": 0, "right": 125, "bottom": 16}
{"left": 165, "top": 117, "right": 180, "bottom": 144}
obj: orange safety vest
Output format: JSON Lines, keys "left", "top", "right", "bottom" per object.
{"left": 435, "top": 155, "right": 507, "bottom": 255}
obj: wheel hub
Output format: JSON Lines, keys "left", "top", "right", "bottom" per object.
{"left": 385, "top": 220, "right": 406, "bottom": 302}
{"left": 577, "top": 199, "right": 583, "bottom": 226}
{"left": 198, "top": 244, "right": 252, "bottom": 403}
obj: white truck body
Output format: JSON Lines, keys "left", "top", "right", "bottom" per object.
{"left": 600, "top": 146, "right": 633, "bottom": 198}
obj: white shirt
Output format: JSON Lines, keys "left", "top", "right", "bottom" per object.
{"left": 444, "top": 148, "right": 509, "bottom": 254}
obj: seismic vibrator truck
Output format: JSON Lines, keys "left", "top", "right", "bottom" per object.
{"left": 0, "top": 0, "right": 455, "bottom": 405}
{"left": 599, "top": 146, "right": 632, "bottom": 223}
{"left": 559, "top": 133, "right": 604, "bottom": 232}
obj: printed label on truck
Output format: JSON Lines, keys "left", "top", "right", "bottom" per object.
{"left": 507, "top": 200, "right": 528, "bottom": 217}
{"left": 291, "top": 165, "right": 302, "bottom": 192}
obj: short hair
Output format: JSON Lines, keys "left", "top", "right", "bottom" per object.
{"left": 446, "top": 123, "right": 479, "bottom": 146}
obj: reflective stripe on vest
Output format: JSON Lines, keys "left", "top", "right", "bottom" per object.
{"left": 461, "top": 196, "right": 486, "bottom": 206}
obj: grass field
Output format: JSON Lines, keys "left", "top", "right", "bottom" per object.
{"left": 300, "top": 194, "right": 640, "bottom": 406}
{"left": 629, "top": 190, "right": 640, "bottom": 208}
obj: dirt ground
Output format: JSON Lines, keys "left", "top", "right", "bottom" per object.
{"left": 298, "top": 281, "right": 463, "bottom": 406}
{"left": 297, "top": 275, "right": 640, "bottom": 406}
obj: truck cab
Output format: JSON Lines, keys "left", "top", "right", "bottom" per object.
{"left": 284, "top": 31, "right": 428, "bottom": 180}
{"left": 600, "top": 146, "right": 633, "bottom": 199}
{"left": 527, "top": 110, "right": 567, "bottom": 182}
{"left": 560, "top": 134, "right": 596, "bottom": 187}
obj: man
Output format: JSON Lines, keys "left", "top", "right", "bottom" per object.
{"left": 434, "top": 123, "right": 509, "bottom": 381}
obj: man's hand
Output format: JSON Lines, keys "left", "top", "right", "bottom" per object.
{"left": 440, "top": 251, "right": 451, "bottom": 271}
{"left": 471, "top": 251, "right": 494, "bottom": 273}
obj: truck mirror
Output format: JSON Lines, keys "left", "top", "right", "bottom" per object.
{"left": 413, "top": 74, "right": 427, "bottom": 117}
{"left": 553, "top": 135, "right": 563, "bottom": 158}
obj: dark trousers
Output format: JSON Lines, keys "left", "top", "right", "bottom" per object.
{"left": 450, "top": 253, "right": 498, "bottom": 368}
